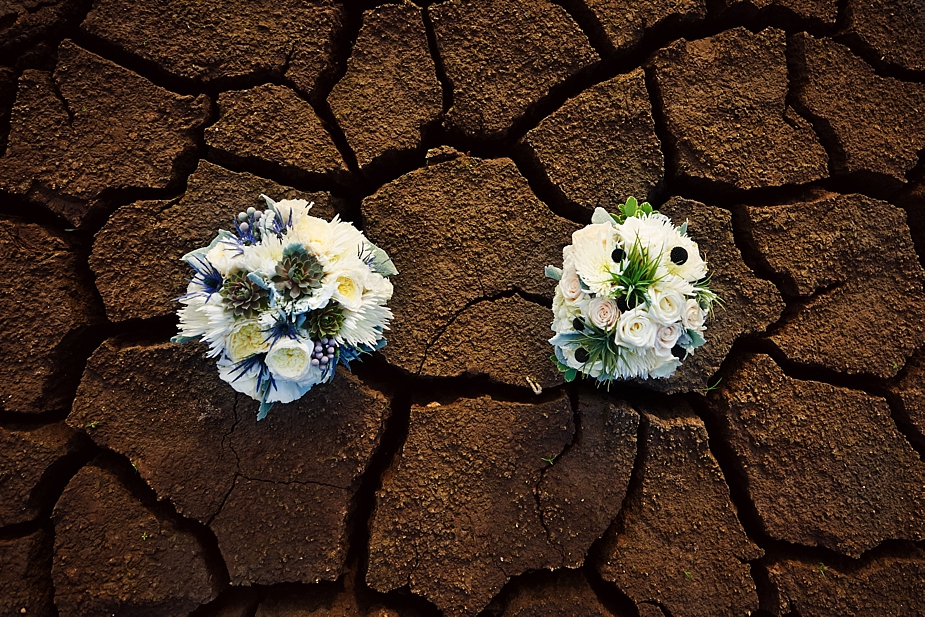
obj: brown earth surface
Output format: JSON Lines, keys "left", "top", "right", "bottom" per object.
{"left": 1, "top": 1, "right": 924, "bottom": 616}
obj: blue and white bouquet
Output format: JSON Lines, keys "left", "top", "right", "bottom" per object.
{"left": 173, "top": 196, "right": 396, "bottom": 419}
{"left": 546, "top": 197, "right": 716, "bottom": 384}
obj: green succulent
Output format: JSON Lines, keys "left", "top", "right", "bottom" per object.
{"left": 306, "top": 301, "right": 345, "bottom": 338}
{"left": 220, "top": 270, "right": 269, "bottom": 318}
{"left": 272, "top": 244, "right": 324, "bottom": 300}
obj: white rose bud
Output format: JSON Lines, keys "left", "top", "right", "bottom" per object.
{"left": 682, "top": 298, "right": 706, "bottom": 331}
{"left": 559, "top": 263, "right": 584, "bottom": 303}
{"left": 265, "top": 339, "right": 314, "bottom": 381}
{"left": 616, "top": 306, "right": 657, "bottom": 349}
{"left": 586, "top": 297, "right": 620, "bottom": 330}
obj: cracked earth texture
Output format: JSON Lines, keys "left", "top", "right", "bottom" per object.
{"left": 1, "top": 0, "right": 924, "bottom": 616}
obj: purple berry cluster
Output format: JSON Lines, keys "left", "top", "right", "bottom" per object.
{"left": 310, "top": 338, "right": 338, "bottom": 367}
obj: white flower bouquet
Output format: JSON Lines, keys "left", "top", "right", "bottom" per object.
{"left": 546, "top": 197, "right": 716, "bottom": 384}
{"left": 173, "top": 196, "right": 396, "bottom": 419}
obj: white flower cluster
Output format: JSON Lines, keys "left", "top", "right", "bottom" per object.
{"left": 173, "top": 195, "right": 396, "bottom": 419}
{"left": 547, "top": 198, "right": 715, "bottom": 383}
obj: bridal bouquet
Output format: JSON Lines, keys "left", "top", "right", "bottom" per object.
{"left": 546, "top": 197, "right": 716, "bottom": 384}
{"left": 173, "top": 196, "right": 396, "bottom": 419}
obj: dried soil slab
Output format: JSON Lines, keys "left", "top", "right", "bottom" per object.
{"left": 420, "top": 295, "right": 562, "bottom": 389}
{"left": 578, "top": 0, "right": 706, "bottom": 55}
{"left": 367, "top": 394, "right": 573, "bottom": 616}
{"left": 745, "top": 194, "right": 925, "bottom": 377}
{"left": 791, "top": 33, "right": 925, "bottom": 192}
{"left": 82, "top": 0, "right": 344, "bottom": 91}
{"left": 362, "top": 154, "right": 579, "bottom": 380}
{"left": 769, "top": 550, "right": 925, "bottom": 616}
{"left": 255, "top": 577, "right": 415, "bottom": 617}
{"left": 0, "top": 40, "right": 209, "bottom": 226}
{"left": 538, "top": 395, "right": 638, "bottom": 567}
{"left": 70, "top": 341, "right": 238, "bottom": 523}
{"left": 713, "top": 354, "right": 925, "bottom": 556}
{"left": 844, "top": 0, "right": 925, "bottom": 74}
{"left": 721, "top": 0, "right": 837, "bottom": 24}
{"left": 0, "top": 530, "right": 54, "bottom": 617}
{"left": 597, "top": 409, "right": 762, "bottom": 617}
{"left": 215, "top": 371, "right": 390, "bottom": 585}
{"left": 431, "top": 0, "right": 598, "bottom": 139}
{"left": 650, "top": 28, "right": 827, "bottom": 191}
{"left": 892, "top": 349, "right": 925, "bottom": 436}
{"left": 0, "top": 423, "right": 81, "bottom": 526}
{"left": 1, "top": 219, "right": 104, "bottom": 414}
{"left": 328, "top": 2, "right": 441, "bottom": 172}
{"left": 207, "top": 84, "right": 348, "bottom": 182}
{"left": 90, "top": 160, "right": 337, "bottom": 323}
{"left": 501, "top": 569, "right": 614, "bottom": 617}
{"left": 520, "top": 69, "right": 664, "bottom": 212}
{"left": 52, "top": 463, "right": 218, "bottom": 616}
{"left": 71, "top": 340, "right": 390, "bottom": 586}
{"left": 0, "top": 0, "right": 83, "bottom": 56}
{"left": 638, "top": 197, "right": 784, "bottom": 394}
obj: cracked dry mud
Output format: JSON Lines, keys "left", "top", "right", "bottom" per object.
{"left": 1, "top": 1, "right": 924, "bottom": 616}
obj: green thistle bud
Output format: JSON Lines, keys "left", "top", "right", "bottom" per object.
{"left": 271, "top": 244, "right": 324, "bottom": 300}
{"left": 220, "top": 271, "right": 269, "bottom": 318}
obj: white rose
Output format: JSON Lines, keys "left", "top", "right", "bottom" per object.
{"left": 586, "top": 297, "right": 620, "bottom": 330}
{"left": 559, "top": 262, "right": 584, "bottom": 303}
{"left": 648, "top": 286, "right": 684, "bottom": 325}
{"left": 616, "top": 306, "right": 657, "bottom": 349}
{"left": 226, "top": 319, "right": 271, "bottom": 361}
{"left": 205, "top": 240, "right": 243, "bottom": 276}
{"left": 681, "top": 298, "right": 706, "bottom": 331}
{"left": 655, "top": 323, "right": 683, "bottom": 354}
{"left": 327, "top": 264, "right": 369, "bottom": 311}
{"left": 265, "top": 339, "right": 314, "bottom": 381}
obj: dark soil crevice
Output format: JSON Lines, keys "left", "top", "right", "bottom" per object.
{"left": 727, "top": 204, "right": 794, "bottom": 289}
{"left": 583, "top": 564, "right": 643, "bottom": 617}
{"left": 422, "top": 5, "right": 453, "bottom": 115}
{"left": 0, "top": 432, "right": 96, "bottom": 534}
{"left": 188, "top": 586, "right": 262, "bottom": 617}
{"left": 70, "top": 29, "right": 285, "bottom": 98}
{"left": 833, "top": 29, "right": 925, "bottom": 84}
{"left": 91, "top": 449, "right": 232, "bottom": 593}
{"left": 702, "top": 335, "right": 925, "bottom": 462}
{"left": 750, "top": 560, "right": 783, "bottom": 615}
{"left": 205, "top": 144, "right": 360, "bottom": 198}
{"left": 550, "top": 0, "right": 618, "bottom": 60}
{"left": 509, "top": 145, "right": 597, "bottom": 225}
{"left": 641, "top": 65, "right": 678, "bottom": 207}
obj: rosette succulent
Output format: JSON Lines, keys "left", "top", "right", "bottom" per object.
{"left": 306, "top": 301, "right": 345, "bottom": 339}
{"left": 272, "top": 243, "right": 324, "bottom": 299}
{"left": 220, "top": 270, "right": 269, "bottom": 318}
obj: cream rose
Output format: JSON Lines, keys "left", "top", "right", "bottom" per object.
{"left": 586, "top": 297, "right": 620, "bottom": 330}
{"left": 681, "top": 298, "right": 706, "bottom": 331}
{"left": 648, "top": 286, "right": 684, "bottom": 325}
{"left": 265, "top": 339, "right": 314, "bottom": 381}
{"left": 655, "top": 323, "right": 683, "bottom": 353}
{"left": 226, "top": 319, "right": 270, "bottom": 361}
{"left": 559, "top": 263, "right": 584, "bottom": 303}
{"left": 616, "top": 306, "right": 657, "bottom": 348}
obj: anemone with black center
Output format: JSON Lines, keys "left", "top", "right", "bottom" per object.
{"left": 670, "top": 246, "right": 688, "bottom": 265}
